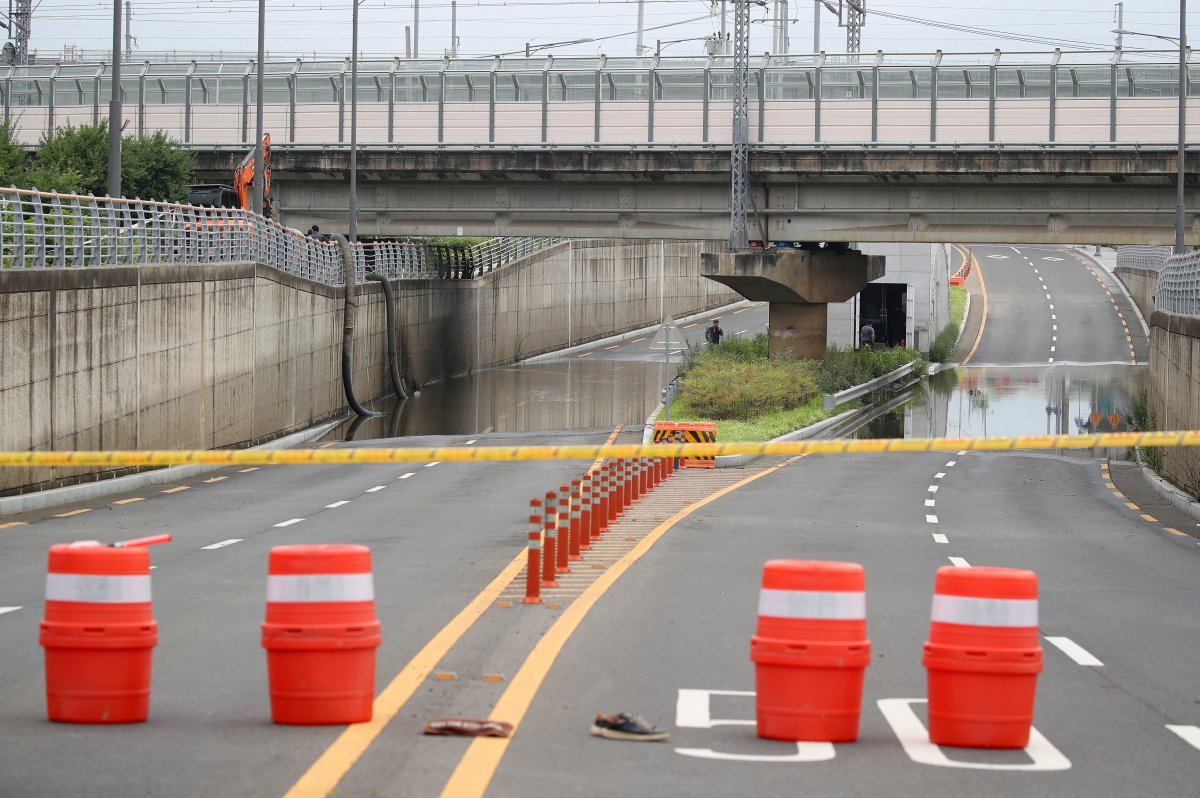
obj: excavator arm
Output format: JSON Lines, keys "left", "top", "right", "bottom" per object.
{"left": 233, "top": 133, "right": 272, "bottom": 217}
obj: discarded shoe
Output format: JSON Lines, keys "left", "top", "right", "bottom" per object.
{"left": 590, "top": 712, "right": 669, "bottom": 742}
{"left": 423, "top": 718, "right": 513, "bottom": 737}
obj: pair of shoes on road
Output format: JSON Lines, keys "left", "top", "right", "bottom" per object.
{"left": 591, "top": 712, "right": 670, "bottom": 742}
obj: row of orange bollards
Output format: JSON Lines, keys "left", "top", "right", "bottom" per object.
{"left": 523, "top": 457, "right": 675, "bottom": 604}
{"left": 751, "top": 560, "right": 1042, "bottom": 748}
{"left": 40, "top": 537, "right": 380, "bottom": 725}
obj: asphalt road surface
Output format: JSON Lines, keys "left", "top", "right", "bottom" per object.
{"left": 2, "top": 251, "right": 1197, "bottom": 797}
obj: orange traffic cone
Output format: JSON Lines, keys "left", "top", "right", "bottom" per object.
{"left": 262, "top": 544, "right": 381, "bottom": 725}
{"left": 750, "top": 560, "right": 870, "bottom": 742}
{"left": 923, "top": 565, "right": 1043, "bottom": 748}
{"left": 40, "top": 540, "right": 160, "bottom": 723}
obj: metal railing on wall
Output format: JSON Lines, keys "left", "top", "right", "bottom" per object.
{"left": 1156, "top": 251, "right": 1200, "bottom": 317}
{"left": 0, "top": 186, "right": 564, "bottom": 285}
{"left": 1116, "top": 245, "right": 1174, "bottom": 272}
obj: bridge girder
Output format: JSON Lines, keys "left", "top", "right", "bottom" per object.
{"left": 195, "top": 146, "right": 1199, "bottom": 246}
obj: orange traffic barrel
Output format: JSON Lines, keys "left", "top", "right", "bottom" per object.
{"left": 40, "top": 541, "right": 158, "bottom": 723}
{"left": 923, "top": 566, "right": 1043, "bottom": 748}
{"left": 262, "top": 544, "right": 381, "bottom": 725}
{"left": 750, "top": 560, "right": 870, "bottom": 742}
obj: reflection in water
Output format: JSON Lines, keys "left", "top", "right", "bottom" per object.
{"left": 330, "top": 357, "right": 675, "bottom": 440}
{"left": 903, "top": 365, "right": 1146, "bottom": 444}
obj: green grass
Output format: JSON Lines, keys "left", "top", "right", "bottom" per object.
{"left": 950, "top": 284, "right": 967, "bottom": 329}
{"left": 929, "top": 285, "right": 970, "bottom": 363}
{"left": 667, "top": 395, "right": 831, "bottom": 442}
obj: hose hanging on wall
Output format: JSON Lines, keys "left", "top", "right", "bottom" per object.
{"left": 332, "top": 234, "right": 378, "bottom": 418}
{"left": 366, "top": 271, "right": 409, "bottom": 401}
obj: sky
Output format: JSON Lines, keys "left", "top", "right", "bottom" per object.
{"left": 20, "top": 0, "right": 1200, "bottom": 62}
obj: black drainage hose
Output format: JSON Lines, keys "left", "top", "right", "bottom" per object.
{"left": 332, "top": 234, "right": 378, "bottom": 418}
{"left": 366, "top": 271, "right": 408, "bottom": 401}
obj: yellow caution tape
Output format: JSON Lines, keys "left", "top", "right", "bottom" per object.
{"left": 0, "top": 431, "right": 1197, "bottom": 467}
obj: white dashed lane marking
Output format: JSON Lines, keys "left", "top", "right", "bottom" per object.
{"left": 425, "top": 462, "right": 440, "bottom": 468}
{"left": 202, "top": 539, "right": 243, "bottom": 550}
{"left": 399, "top": 473, "right": 415, "bottom": 479}
{"left": 928, "top": 485, "right": 939, "bottom": 493}
{"left": 932, "top": 533, "right": 949, "bottom": 544}
{"left": 925, "top": 499, "right": 936, "bottom": 507}
{"left": 948, "top": 557, "right": 971, "bottom": 568}
{"left": 945, "top": 461, "right": 956, "bottom": 467}
{"left": 326, "top": 501, "right": 351, "bottom": 508}
{"left": 366, "top": 486, "right": 387, "bottom": 493}
{"left": 934, "top": 472, "right": 946, "bottom": 479}
{"left": 925, "top": 515, "right": 939, "bottom": 524}
{"left": 274, "top": 518, "right": 304, "bottom": 528}
{"left": 0, "top": 607, "right": 21, "bottom": 616}
{"left": 1044, "top": 636, "right": 1104, "bottom": 667}
{"left": 465, "top": 439, "right": 477, "bottom": 445}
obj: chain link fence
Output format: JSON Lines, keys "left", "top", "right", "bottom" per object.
{"left": 1156, "top": 250, "right": 1200, "bottom": 316}
{"left": 0, "top": 186, "right": 564, "bottom": 286}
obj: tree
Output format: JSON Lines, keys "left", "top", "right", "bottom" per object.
{"left": 121, "top": 130, "right": 195, "bottom": 203}
{"left": 36, "top": 121, "right": 108, "bottom": 196}
{"left": 0, "top": 121, "right": 83, "bottom": 193}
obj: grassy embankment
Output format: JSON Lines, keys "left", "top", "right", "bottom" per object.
{"left": 666, "top": 334, "right": 926, "bottom": 441}
{"left": 929, "top": 284, "right": 969, "bottom": 362}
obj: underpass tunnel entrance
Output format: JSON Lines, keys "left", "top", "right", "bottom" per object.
{"left": 858, "top": 282, "right": 909, "bottom": 348}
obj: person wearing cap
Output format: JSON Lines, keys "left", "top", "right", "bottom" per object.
{"left": 705, "top": 318, "right": 724, "bottom": 347}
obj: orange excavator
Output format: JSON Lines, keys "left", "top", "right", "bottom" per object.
{"left": 187, "top": 133, "right": 272, "bottom": 218}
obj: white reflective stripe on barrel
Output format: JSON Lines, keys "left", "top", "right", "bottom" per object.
{"left": 757, "top": 588, "right": 866, "bottom": 620}
{"left": 266, "top": 573, "right": 375, "bottom": 603}
{"left": 45, "top": 573, "right": 152, "bottom": 603}
{"left": 931, "top": 594, "right": 1038, "bottom": 627}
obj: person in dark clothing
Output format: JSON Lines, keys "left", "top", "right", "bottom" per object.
{"left": 307, "top": 225, "right": 329, "bottom": 242}
{"left": 705, "top": 318, "right": 725, "bottom": 346}
{"left": 859, "top": 323, "right": 876, "bottom": 350}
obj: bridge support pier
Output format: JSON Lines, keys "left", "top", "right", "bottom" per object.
{"left": 701, "top": 248, "right": 885, "bottom": 360}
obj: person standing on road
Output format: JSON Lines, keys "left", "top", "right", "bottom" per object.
{"left": 859, "top": 322, "right": 876, "bottom": 351}
{"left": 706, "top": 318, "right": 724, "bottom": 347}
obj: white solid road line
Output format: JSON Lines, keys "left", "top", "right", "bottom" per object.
{"left": 1044, "top": 636, "right": 1104, "bottom": 666}
{"left": 326, "top": 500, "right": 351, "bottom": 508}
{"left": 274, "top": 518, "right": 304, "bottom": 528}
{"left": 925, "top": 515, "right": 938, "bottom": 524}
{"left": 425, "top": 462, "right": 440, "bottom": 468}
{"left": 0, "top": 607, "right": 21, "bottom": 616}
{"left": 399, "top": 473, "right": 415, "bottom": 479}
{"left": 948, "top": 557, "right": 971, "bottom": 568}
{"left": 1166, "top": 725, "right": 1200, "bottom": 752}
{"left": 932, "top": 533, "right": 949, "bottom": 544}
{"left": 202, "top": 539, "right": 243, "bottom": 550}
{"left": 366, "top": 486, "right": 387, "bottom": 493}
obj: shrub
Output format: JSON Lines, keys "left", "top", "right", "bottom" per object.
{"left": 676, "top": 336, "right": 818, "bottom": 419}
{"left": 817, "top": 346, "right": 925, "bottom": 395}
{"left": 1126, "top": 387, "right": 1162, "bottom": 472}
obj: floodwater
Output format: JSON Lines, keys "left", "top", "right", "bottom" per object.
{"left": 329, "top": 357, "right": 676, "bottom": 440}
{"left": 859, "top": 365, "right": 1148, "bottom": 445}
{"left": 329, "top": 354, "right": 1147, "bottom": 449}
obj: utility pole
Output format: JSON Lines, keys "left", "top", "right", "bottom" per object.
{"left": 845, "top": 0, "right": 864, "bottom": 55}
{"left": 350, "top": 0, "right": 359, "bottom": 243}
{"left": 125, "top": 1, "right": 133, "bottom": 59}
{"left": 636, "top": 0, "right": 645, "bottom": 55}
{"left": 12, "top": 0, "right": 29, "bottom": 64}
{"left": 721, "top": 0, "right": 729, "bottom": 54}
{"left": 405, "top": 25, "right": 411, "bottom": 58}
{"left": 107, "top": 0, "right": 122, "bottom": 198}
{"left": 1176, "top": 0, "right": 1187, "bottom": 253}
{"left": 413, "top": 0, "right": 419, "bottom": 58}
{"left": 728, "top": 0, "right": 750, "bottom": 250}
{"left": 252, "top": 0, "right": 265, "bottom": 217}
{"left": 813, "top": 0, "right": 820, "bottom": 53}
{"left": 450, "top": 0, "right": 457, "bottom": 57}
{"left": 1114, "top": 2, "right": 1124, "bottom": 51}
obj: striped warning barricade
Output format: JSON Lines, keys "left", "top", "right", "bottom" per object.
{"left": 653, "top": 421, "right": 717, "bottom": 469}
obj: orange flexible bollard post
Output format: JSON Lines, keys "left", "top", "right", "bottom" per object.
{"left": 630, "top": 459, "right": 642, "bottom": 502}
{"left": 751, "top": 560, "right": 871, "bottom": 742}
{"left": 596, "top": 465, "right": 610, "bottom": 535}
{"left": 579, "top": 476, "right": 592, "bottom": 551}
{"left": 557, "top": 487, "right": 572, "bottom": 571}
{"left": 40, "top": 540, "right": 162, "bottom": 723}
{"left": 923, "top": 566, "right": 1043, "bottom": 749}
{"left": 262, "top": 544, "right": 381, "bottom": 724}
{"left": 609, "top": 462, "right": 623, "bottom": 523}
{"left": 541, "top": 491, "right": 558, "bottom": 587}
{"left": 523, "top": 500, "right": 543, "bottom": 604}
{"left": 622, "top": 460, "right": 633, "bottom": 509}
{"left": 569, "top": 479, "right": 583, "bottom": 558}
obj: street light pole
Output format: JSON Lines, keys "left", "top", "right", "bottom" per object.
{"left": 107, "top": 0, "right": 122, "bottom": 198}
{"left": 252, "top": 0, "right": 265, "bottom": 217}
{"left": 1177, "top": 0, "right": 1187, "bottom": 253}
{"left": 350, "top": 0, "right": 360, "bottom": 243}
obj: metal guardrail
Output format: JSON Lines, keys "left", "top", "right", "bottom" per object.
{"left": 1156, "top": 251, "right": 1200, "bottom": 317}
{"left": 0, "top": 186, "right": 564, "bottom": 285}
{"left": 822, "top": 361, "right": 918, "bottom": 411}
{"left": 1116, "top": 245, "right": 1173, "bottom": 272}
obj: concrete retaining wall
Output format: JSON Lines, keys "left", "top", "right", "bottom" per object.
{"left": 0, "top": 239, "right": 734, "bottom": 495}
{"left": 1113, "top": 266, "right": 1158, "bottom": 322}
